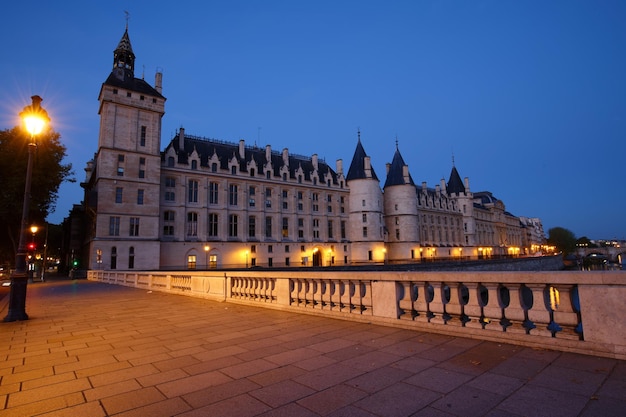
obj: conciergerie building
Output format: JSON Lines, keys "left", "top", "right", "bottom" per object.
{"left": 80, "top": 26, "right": 543, "bottom": 271}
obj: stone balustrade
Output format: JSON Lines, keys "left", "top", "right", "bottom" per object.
{"left": 88, "top": 269, "right": 625, "bottom": 360}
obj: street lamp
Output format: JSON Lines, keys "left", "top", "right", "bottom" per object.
{"left": 4, "top": 95, "right": 49, "bottom": 322}
{"left": 203, "top": 244, "right": 210, "bottom": 270}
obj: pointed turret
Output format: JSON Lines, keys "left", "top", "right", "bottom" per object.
{"left": 346, "top": 131, "right": 378, "bottom": 181}
{"left": 112, "top": 27, "right": 135, "bottom": 81}
{"left": 447, "top": 166, "right": 465, "bottom": 195}
{"left": 383, "top": 145, "right": 414, "bottom": 188}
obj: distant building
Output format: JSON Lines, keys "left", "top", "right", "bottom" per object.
{"left": 79, "top": 26, "right": 541, "bottom": 270}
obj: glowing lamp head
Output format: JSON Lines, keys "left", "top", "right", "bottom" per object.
{"left": 20, "top": 95, "right": 50, "bottom": 137}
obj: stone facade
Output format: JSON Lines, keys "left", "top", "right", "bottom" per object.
{"left": 81, "top": 27, "right": 543, "bottom": 271}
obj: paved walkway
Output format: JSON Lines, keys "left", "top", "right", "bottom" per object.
{"left": 0, "top": 279, "right": 624, "bottom": 417}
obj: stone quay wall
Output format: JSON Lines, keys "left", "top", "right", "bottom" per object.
{"left": 88, "top": 269, "right": 626, "bottom": 360}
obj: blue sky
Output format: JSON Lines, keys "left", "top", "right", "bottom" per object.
{"left": 1, "top": 1, "right": 624, "bottom": 240}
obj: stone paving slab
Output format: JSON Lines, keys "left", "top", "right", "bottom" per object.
{"left": 0, "top": 279, "right": 624, "bottom": 416}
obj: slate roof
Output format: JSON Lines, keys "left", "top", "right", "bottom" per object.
{"left": 162, "top": 133, "right": 339, "bottom": 184}
{"left": 447, "top": 166, "right": 465, "bottom": 194}
{"left": 346, "top": 139, "right": 378, "bottom": 181}
{"left": 383, "top": 147, "right": 414, "bottom": 188}
{"left": 103, "top": 73, "right": 164, "bottom": 98}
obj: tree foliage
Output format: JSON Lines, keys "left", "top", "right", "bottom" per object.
{"left": 547, "top": 227, "right": 577, "bottom": 255}
{"left": 0, "top": 126, "right": 73, "bottom": 265}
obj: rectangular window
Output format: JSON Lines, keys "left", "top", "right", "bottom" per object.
{"left": 109, "top": 216, "right": 120, "bottom": 236}
{"left": 164, "top": 177, "right": 175, "bottom": 201}
{"left": 137, "top": 189, "right": 144, "bottom": 205}
{"left": 163, "top": 225, "right": 174, "bottom": 236}
{"left": 187, "top": 212, "right": 198, "bottom": 236}
{"left": 363, "top": 227, "right": 368, "bottom": 238}
{"left": 138, "top": 157, "right": 146, "bottom": 179}
{"left": 229, "top": 184, "right": 238, "bottom": 206}
{"left": 265, "top": 216, "right": 272, "bottom": 238}
{"left": 362, "top": 213, "right": 367, "bottom": 223}
{"left": 188, "top": 180, "right": 198, "bottom": 203}
{"left": 140, "top": 126, "right": 146, "bottom": 146}
{"left": 282, "top": 217, "right": 289, "bottom": 238}
{"left": 208, "top": 213, "right": 218, "bottom": 237}
{"left": 209, "top": 182, "right": 218, "bottom": 204}
{"left": 129, "top": 217, "right": 140, "bottom": 236}
{"left": 229, "top": 214, "right": 238, "bottom": 237}
{"left": 115, "top": 187, "right": 123, "bottom": 204}
{"left": 327, "top": 220, "right": 333, "bottom": 239}
{"left": 248, "top": 216, "right": 256, "bottom": 238}
{"left": 341, "top": 221, "right": 346, "bottom": 239}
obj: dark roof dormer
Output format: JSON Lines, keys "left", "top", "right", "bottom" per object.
{"left": 112, "top": 27, "right": 135, "bottom": 82}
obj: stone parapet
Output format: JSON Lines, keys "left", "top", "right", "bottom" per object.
{"left": 88, "top": 269, "right": 626, "bottom": 360}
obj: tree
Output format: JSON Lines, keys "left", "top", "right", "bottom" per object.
{"left": 0, "top": 126, "right": 74, "bottom": 266}
{"left": 547, "top": 227, "right": 577, "bottom": 255}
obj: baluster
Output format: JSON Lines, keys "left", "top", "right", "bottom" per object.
{"left": 525, "top": 283, "right": 553, "bottom": 337}
{"left": 398, "top": 281, "right": 414, "bottom": 320}
{"left": 427, "top": 282, "right": 446, "bottom": 324}
{"left": 464, "top": 283, "right": 483, "bottom": 329}
{"left": 356, "top": 281, "right": 369, "bottom": 314}
{"left": 480, "top": 283, "right": 501, "bottom": 331}
{"left": 550, "top": 284, "right": 580, "bottom": 340}
{"left": 414, "top": 282, "right": 431, "bottom": 323}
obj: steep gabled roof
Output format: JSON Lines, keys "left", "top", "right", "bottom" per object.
{"left": 384, "top": 147, "right": 414, "bottom": 188}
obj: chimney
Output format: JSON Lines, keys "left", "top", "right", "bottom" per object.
{"left": 386, "top": 163, "right": 391, "bottom": 175}
{"left": 265, "top": 145, "right": 271, "bottom": 162}
{"left": 422, "top": 181, "right": 427, "bottom": 192}
{"left": 336, "top": 159, "right": 343, "bottom": 175}
{"left": 464, "top": 177, "right": 470, "bottom": 192}
{"left": 282, "top": 148, "right": 289, "bottom": 166}
{"left": 178, "top": 127, "right": 185, "bottom": 150}
{"left": 239, "top": 139, "right": 245, "bottom": 159}
{"left": 312, "top": 154, "right": 318, "bottom": 170}
{"left": 403, "top": 165, "right": 410, "bottom": 183}
{"left": 155, "top": 70, "right": 163, "bottom": 94}
{"left": 440, "top": 178, "right": 447, "bottom": 194}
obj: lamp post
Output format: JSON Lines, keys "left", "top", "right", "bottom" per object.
{"left": 4, "top": 95, "right": 49, "bottom": 322}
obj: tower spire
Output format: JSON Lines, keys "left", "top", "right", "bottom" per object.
{"left": 112, "top": 19, "right": 136, "bottom": 81}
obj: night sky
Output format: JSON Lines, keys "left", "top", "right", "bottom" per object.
{"left": 1, "top": 1, "right": 624, "bottom": 240}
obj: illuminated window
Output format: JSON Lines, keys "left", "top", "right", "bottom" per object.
{"left": 187, "top": 255, "right": 197, "bottom": 270}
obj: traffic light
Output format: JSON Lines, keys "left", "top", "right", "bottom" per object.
{"left": 72, "top": 259, "right": 79, "bottom": 268}
{"left": 27, "top": 243, "right": 36, "bottom": 251}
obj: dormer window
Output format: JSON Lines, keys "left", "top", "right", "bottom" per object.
{"left": 191, "top": 160, "right": 198, "bottom": 170}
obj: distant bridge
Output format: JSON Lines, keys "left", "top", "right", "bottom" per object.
{"left": 575, "top": 247, "right": 626, "bottom": 263}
